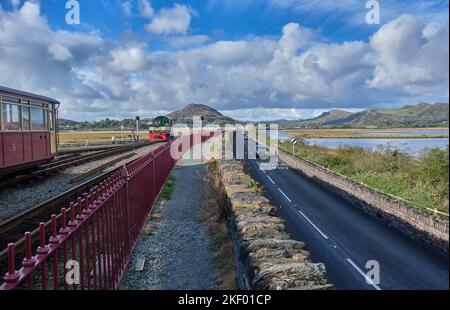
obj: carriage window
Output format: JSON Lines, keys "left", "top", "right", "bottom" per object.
{"left": 31, "top": 101, "right": 45, "bottom": 108}
{"left": 31, "top": 108, "right": 45, "bottom": 130}
{"left": 2, "top": 96, "right": 21, "bottom": 104}
{"left": 22, "top": 106, "right": 31, "bottom": 130}
{"left": 2, "top": 104, "right": 21, "bottom": 131}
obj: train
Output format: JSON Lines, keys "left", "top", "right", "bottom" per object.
{"left": 149, "top": 115, "right": 173, "bottom": 142}
{"left": 0, "top": 86, "right": 60, "bottom": 176}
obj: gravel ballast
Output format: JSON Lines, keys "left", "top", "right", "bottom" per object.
{"left": 120, "top": 159, "right": 215, "bottom": 290}
{"left": 0, "top": 143, "right": 162, "bottom": 222}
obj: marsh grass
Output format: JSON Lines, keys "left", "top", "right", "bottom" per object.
{"left": 280, "top": 140, "right": 449, "bottom": 213}
{"left": 284, "top": 128, "right": 449, "bottom": 139}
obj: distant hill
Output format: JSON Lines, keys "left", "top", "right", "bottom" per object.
{"left": 58, "top": 118, "right": 146, "bottom": 131}
{"left": 298, "top": 110, "right": 354, "bottom": 127}
{"left": 281, "top": 103, "right": 449, "bottom": 128}
{"left": 167, "top": 103, "right": 236, "bottom": 125}
{"left": 59, "top": 102, "right": 449, "bottom": 130}
{"left": 168, "top": 103, "right": 223, "bottom": 119}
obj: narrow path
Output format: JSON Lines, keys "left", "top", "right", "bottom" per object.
{"left": 120, "top": 159, "right": 215, "bottom": 290}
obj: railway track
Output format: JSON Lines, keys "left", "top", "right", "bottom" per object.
{"left": 0, "top": 148, "right": 149, "bottom": 263}
{"left": 0, "top": 142, "right": 152, "bottom": 189}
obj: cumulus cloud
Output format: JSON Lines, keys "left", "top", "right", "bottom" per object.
{"left": 367, "top": 14, "right": 449, "bottom": 94}
{"left": 0, "top": 2, "right": 448, "bottom": 121}
{"left": 139, "top": 0, "right": 154, "bottom": 18}
{"left": 110, "top": 46, "right": 147, "bottom": 72}
{"left": 145, "top": 4, "right": 193, "bottom": 35}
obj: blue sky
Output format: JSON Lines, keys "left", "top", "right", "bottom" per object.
{"left": 24, "top": 1, "right": 450, "bottom": 45}
{"left": 0, "top": 0, "right": 448, "bottom": 121}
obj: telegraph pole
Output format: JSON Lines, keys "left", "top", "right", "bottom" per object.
{"left": 136, "top": 116, "right": 140, "bottom": 142}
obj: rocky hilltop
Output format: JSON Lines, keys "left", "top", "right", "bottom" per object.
{"left": 167, "top": 103, "right": 236, "bottom": 125}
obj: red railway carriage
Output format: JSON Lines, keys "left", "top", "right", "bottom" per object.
{"left": 0, "top": 86, "right": 60, "bottom": 175}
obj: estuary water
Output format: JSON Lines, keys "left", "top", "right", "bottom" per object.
{"left": 271, "top": 130, "right": 449, "bottom": 157}
{"left": 303, "top": 138, "right": 448, "bottom": 156}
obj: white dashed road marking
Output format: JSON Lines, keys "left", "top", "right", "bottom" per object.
{"left": 298, "top": 210, "right": 329, "bottom": 240}
{"left": 278, "top": 188, "right": 292, "bottom": 203}
{"left": 346, "top": 258, "right": 382, "bottom": 291}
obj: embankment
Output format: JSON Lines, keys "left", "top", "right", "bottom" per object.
{"left": 211, "top": 159, "right": 333, "bottom": 290}
{"left": 278, "top": 149, "right": 449, "bottom": 257}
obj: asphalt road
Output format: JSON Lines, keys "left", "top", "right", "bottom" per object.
{"left": 245, "top": 153, "right": 449, "bottom": 290}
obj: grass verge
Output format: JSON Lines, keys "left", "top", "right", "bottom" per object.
{"left": 280, "top": 140, "right": 449, "bottom": 213}
{"left": 159, "top": 176, "right": 176, "bottom": 202}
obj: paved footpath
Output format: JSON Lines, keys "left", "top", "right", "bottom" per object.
{"left": 120, "top": 159, "right": 215, "bottom": 290}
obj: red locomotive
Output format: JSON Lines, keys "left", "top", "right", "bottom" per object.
{"left": 149, "top": 116, "right": 172, "bottom": 142}
{"left": 0, "top": 86, "right": 60, "bottom": 175}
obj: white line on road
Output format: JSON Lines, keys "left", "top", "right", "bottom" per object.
{"left": 257, "top": 162, "right": 266, "bottom": 173}
{"left": 267, "top": 175, "right": 276, "bottom": 185}
{"left": 346, "top": 258, "right": 382, "bottom": 291}
{"left": 298, "top": 210, "right": 329, "bottom": 240}
{"left": 278, "top": 188, "right": 292, "bottom": 203}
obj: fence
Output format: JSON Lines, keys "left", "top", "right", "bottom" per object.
{"left": 0, "top": 132, "right": 215, "bottom": 290}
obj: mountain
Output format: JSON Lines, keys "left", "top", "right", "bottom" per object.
{"left": 282, "top": 103, "right": 449, "bottom": 128}
{"left": 299, "top": 110, "right": 354, "bottom": 126}
{"left": 167, "top": 103, "right": 236, "bottom": 125}
{"left": 168, "top": 103, "right": 222, "bottom": 119}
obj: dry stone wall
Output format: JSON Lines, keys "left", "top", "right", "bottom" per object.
{"left": 278, "top": 149, "right": 449, "bottom": 257}
{"left": 215, "top": 160, "right": 333, "bottom": 290}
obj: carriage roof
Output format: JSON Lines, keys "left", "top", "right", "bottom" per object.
{"left": 0, "top": 85, "right": 60, "bottom": 105}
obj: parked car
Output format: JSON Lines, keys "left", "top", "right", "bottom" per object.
{"left": 256, "top": 145, "right": 269, "bottom": 160}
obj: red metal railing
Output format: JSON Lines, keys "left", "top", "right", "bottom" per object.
{"left": 0, "top": 132, "right": 217, "bottom": 290}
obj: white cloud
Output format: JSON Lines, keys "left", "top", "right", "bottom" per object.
{"left": 222, "top": 108, "right": 353, "bottom": 122}
{"left": 166, "top": 35, "right": 210, "bottom": 48}
{"left": 145, "top": 4, "right": 193, "bottom": 35}
{"left": 121, "top": 1, "right": 132, "bottom": 17}
{"left": 277, "top": 23, "right": 314, "bottom": 58}
{"left": 0, "top": 2, "right": 448, "bottom": 121}
{"left": 139, "top": 0, "right": 154, "bottom": 18}
{"left": 10, "top": 0, "right": 21, "bottom": 8}
{"left": 110, "top": 46, "right": 147, "bottom": 72}
{"left": 367, "top": 14, "right": 449, "bottom": 94}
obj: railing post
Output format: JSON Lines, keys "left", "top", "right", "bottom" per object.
{"left": 3, "top": 244, "right": 20, "bottom": 285}
{"left": 121, "top": 165, "right": 131, "bottom": 256}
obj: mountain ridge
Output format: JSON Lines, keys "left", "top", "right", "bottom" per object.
{"left": 279, "top": 102, "right": 449, "bottom": 128}
{"left": 58, "top": 102, "right": 449, "bottom": 130}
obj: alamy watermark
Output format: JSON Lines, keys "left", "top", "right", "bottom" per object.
{"left": 366, "top": 0, "right": 380, "bottom": 25}
{"left": 66, "top": 0, "right": 80, "bottom": 25}
{"left": 365, "top": 260, "right": 381, "bottom": 286}
{"left": 168, "top": 116, "right": 279, "bottom": 171}
{"left": 65, "top": 260, "right": 80, "bottom": 285}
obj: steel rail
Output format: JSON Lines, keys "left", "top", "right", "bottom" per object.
{"left": 0, "top": 154, "right": 141, "bottom": 262}
{"left": 0, "top": 142, "right": 152, "bottom": 189}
